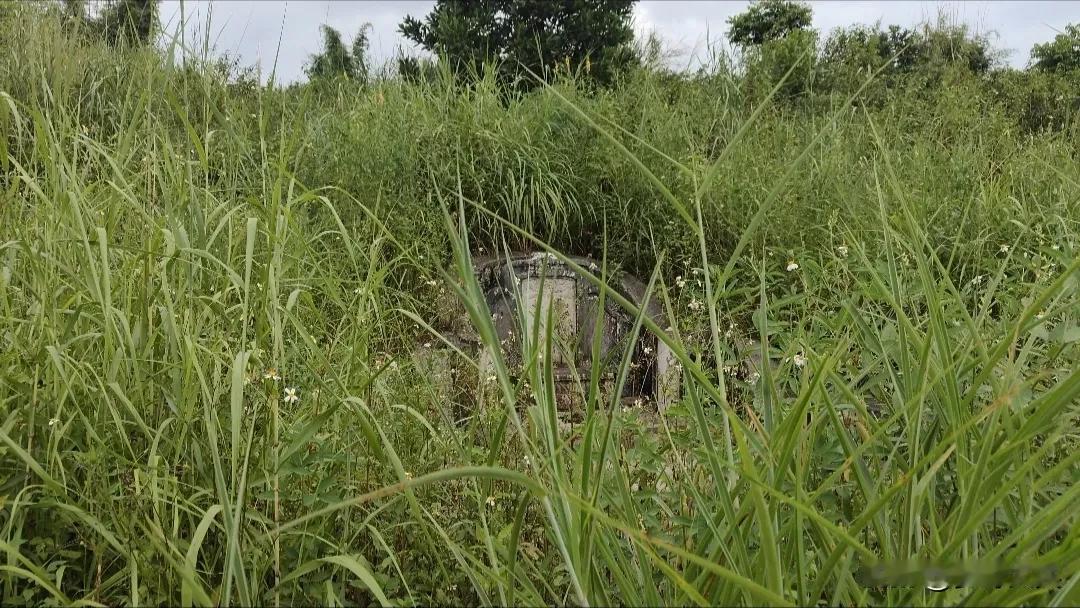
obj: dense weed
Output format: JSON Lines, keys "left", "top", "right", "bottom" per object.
{"left": 1, "top": 3, "right": 1078, "bottom": 605}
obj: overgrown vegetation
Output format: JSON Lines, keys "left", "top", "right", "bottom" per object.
{"left": 1, "top": 1, "right": 1079, "bottom": 605}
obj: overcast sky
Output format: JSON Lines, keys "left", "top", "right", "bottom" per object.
{"left": 158, "top": 1, "right": 1080, "bottom": 84}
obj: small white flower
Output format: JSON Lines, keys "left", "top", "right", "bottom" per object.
{"left": 786, "top": 261, "right": 799, "bottom": 272}
{"left": 423, "top": 342, "right": 432, "bottom": 348}
{"left": 48, "top": 418, "right": 60, "bottom": 427}
{"left": 263, "top": 368, "right": 281, "bottom": 381}
{"left": 643, "top": 346, "right": 653, "bottom": 355}
{"left": 999, "top": 244, "right": 1010, "bottom": 254}
{"left": 1051, "top": 244, "right": 1060, "bottom": 251}
{"left": 588, "top": 262, "right": 599, "bottom": 272}
{"left": 522, "top": 455, "right": 531, "bottom": 467}
{"left": 792, "top": 353, "right": 808, "bottom": 368}
{"left": 485, "top": 495, "right": 497, "bottom": 508}
{"left": 486, "top": 374, "right": 497, "bottom": 383}
{"left": 675, "top": 276, "right": 687, "bottom": 289}
{"left": 404, "top": 471, "right": 413, "bottom": 479}
{"left": 283, "top": 387, "right": 300, "bottom": 404}
{"left": 688, "top": 298, "right": 703, "bottom": 312}
{"left": 971, "top": 275, "right": 984, "bottom": 286}
{"left": 425, "top": 279, "right": 438, "bottom": 287}
{"left": 837, "top": 245, "right": 849, "bottom": 257}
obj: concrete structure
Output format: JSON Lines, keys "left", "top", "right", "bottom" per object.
{"left": 468, "top": 252, "right": 680, "bottom": 412}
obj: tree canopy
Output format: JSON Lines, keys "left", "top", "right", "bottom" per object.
{"left": 1031, "top": 24, "right": 1080, "bottom": 73}
{"left": 306, "top": 23, "right": 372, "bottom": 82}
{"left": 64, "top": 0, "right": 159, "bottom": 46}
{"left": 726, "top": 0, "right": 812, "bottom": 48}
{"left": 398, "top": 0, "right": 637, "bottom": 90}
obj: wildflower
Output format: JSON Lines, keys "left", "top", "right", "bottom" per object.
{"left": 486, "top": 374, "right": 497, "bottom": 383}
{"left": 425, "top": 279, "right": 438, "bottom": 287}
{"left": 688, "top": 298, "right": 703, "bottom": 312}
{"left": 485, "top": 495, "right": 497, "bottom": 508}
{"left": 643, "top": 346, "right": 653, "bottom": 355}
{"left": 523, "top": 455, "right": 531, "bottom": 467}
{"left": 48, "top": 418, "right": 60, "bottom": 427}
{"left": 423, "top": 342, "right": 432, "bottom": 348}
{"left": 786, "top": 260, "right": 799, "bottom": 272}
{"left": 837, "top": 245, "right": 849, "bottom": 257}
{"left": 404, "top": 471, "right": 413, "bottom": 480}
{"left": 283, "top": 387, "right": 300, "bottom": 404}
{"left": 1051, "top": 244, "right": 1061, "bottom": 251}
{"left": 971, "top": 275, "right": 984, "bottom": 286}
{"left": 588, "top": 262, "right": 599, "bottom": 272}
{"left": 999, "top": 244, "right": 1010, "bottom": 254}
{"left": 675, "top": 276, "right": 687, "bottom": 289}
{"left": 792, "top": 353, "right": 808, "bottom": 368}
{"left": 263, "top": 368, "right": 281, "bottom": 381}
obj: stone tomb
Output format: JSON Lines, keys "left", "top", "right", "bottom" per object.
{"left": 467, "top": 252, "right": 680, "bottom": 411}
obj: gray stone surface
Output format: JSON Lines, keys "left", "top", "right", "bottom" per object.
{"left": 466, "top": 251, "right": 678, "bottom": 411}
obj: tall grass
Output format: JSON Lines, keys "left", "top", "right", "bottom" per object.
{"left": 1, "top": 3, "right": 1079, "bottom": 605}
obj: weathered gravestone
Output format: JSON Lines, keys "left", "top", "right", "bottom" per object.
{"left": 461, "top": 251, "right": 681, "bottom": 412}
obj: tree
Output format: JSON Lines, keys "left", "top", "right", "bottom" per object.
{"left": 817, "top": 18, "right": 997, "bottom": 100}
{"left": 398, "top": 0, "right": 637, "bottom": 90}
{"left": 101, "top": 0, "right": 157, "bottom": 45}
{"left": 726, "top": 0, "right": 812, "bottom": 48}
{"left": 1031, "top": 24, "right": 1080, "bottom": 73}
{"left": 306, "top": 24, "right": 372, "bottom": 82}
{"left": 63, "top": 0, "right": 159, "bottom": 46}
{"left": 727, "top": 1, "right": 816, "bottom": 101}
{"left": 820, "top": 24, "right": 920, "bottom": 75}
